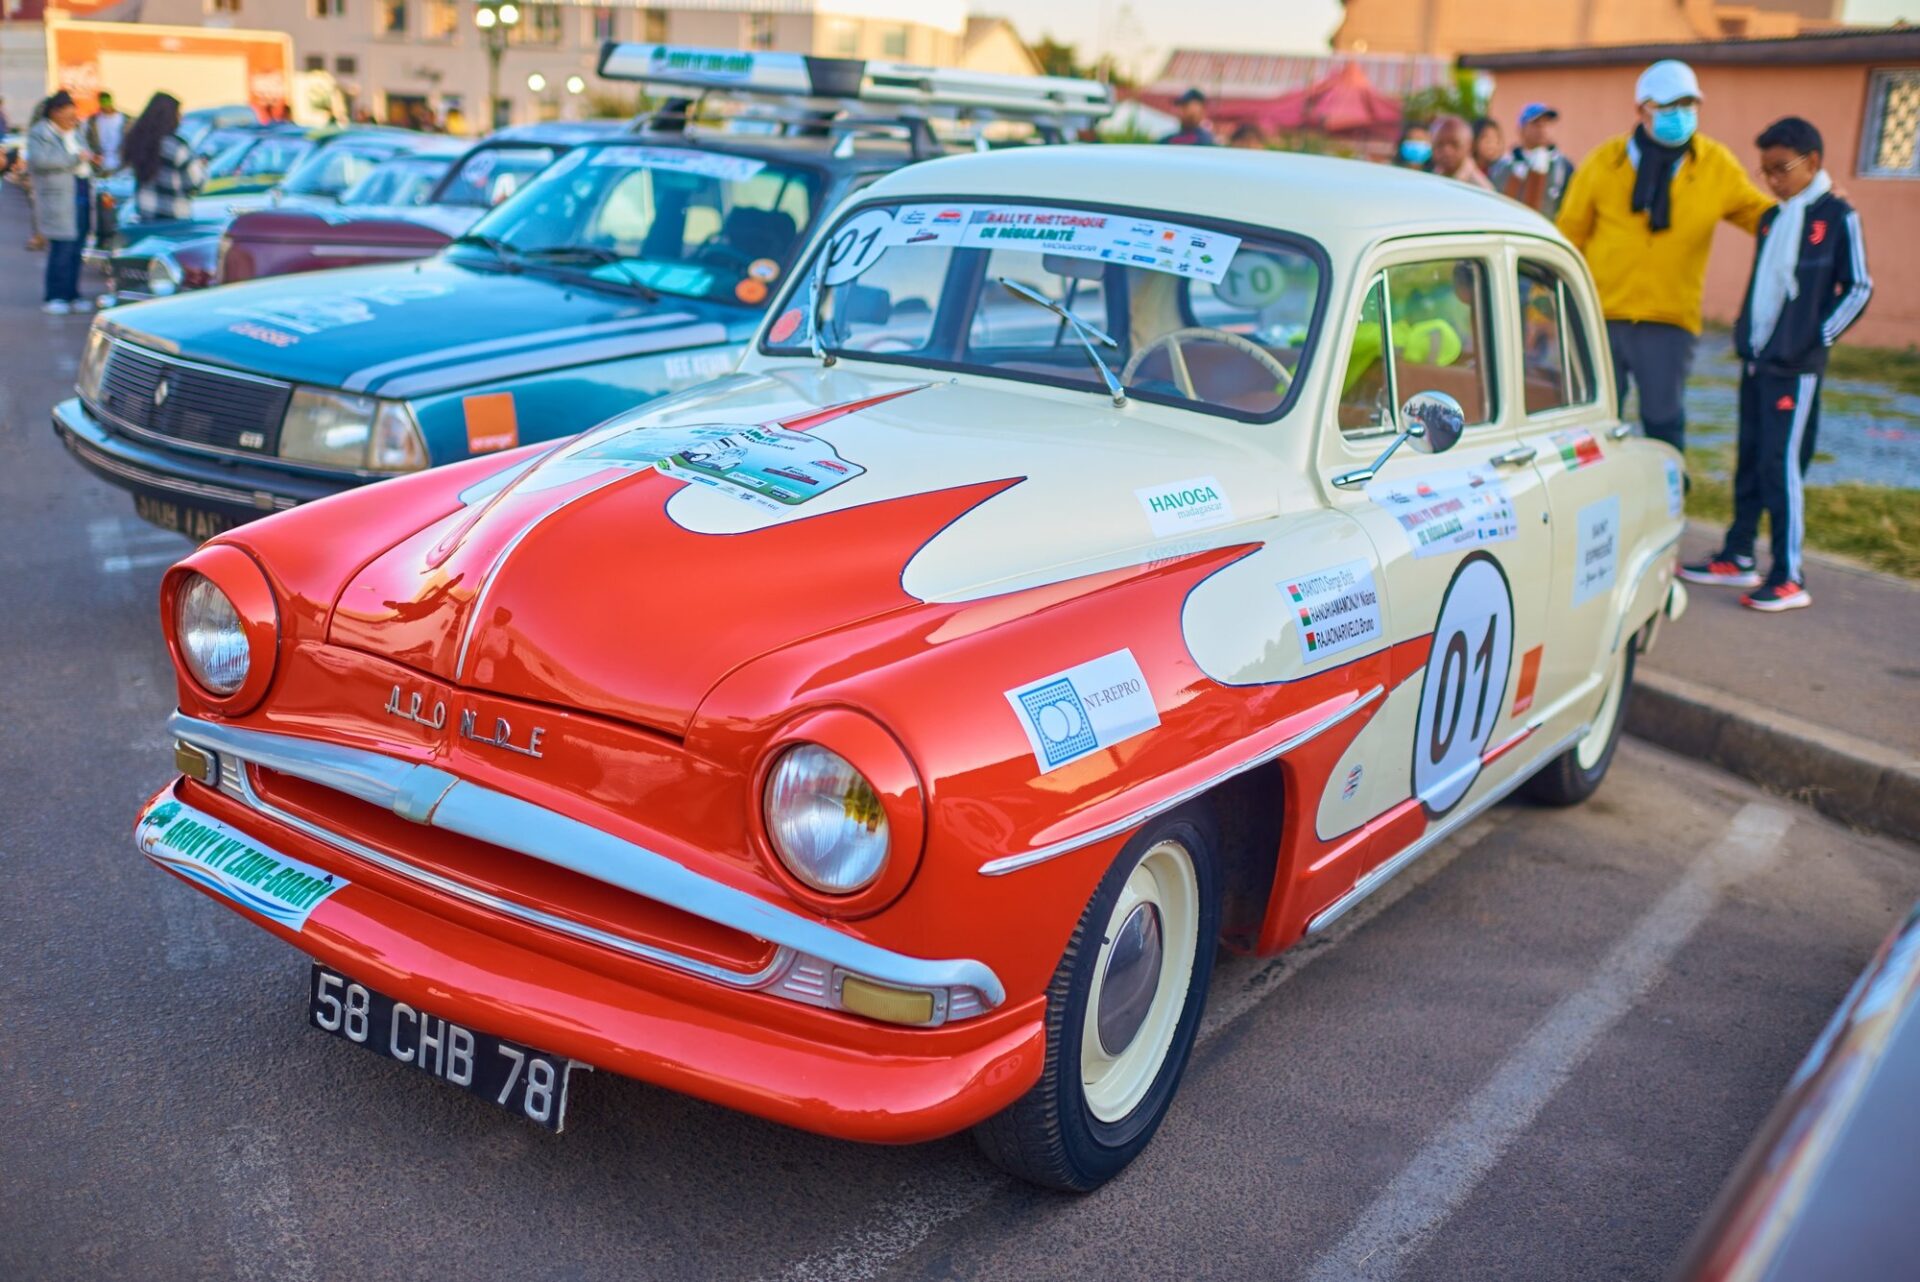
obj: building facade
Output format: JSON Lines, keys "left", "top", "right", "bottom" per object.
{"left": 12, "top": 0, "right": 1035, "bottom": 129}
{"left": 1463, "top": 28, "right": 1920, "bottom": 348}
{"left": 1334, "top": 0, "right": 1846, "bottom": 57}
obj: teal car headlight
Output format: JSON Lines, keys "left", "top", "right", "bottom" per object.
{"left": 77, "top": 324, "right": 111, "bottom": 403}
{"left": 145, "top": 254, "right": 182, "bottom": 297}
{"left": 280, "top": 388, "right": 429, "bottom": 474}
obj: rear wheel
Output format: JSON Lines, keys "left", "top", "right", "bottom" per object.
{"left": 972, "top": 811, "right": 1220, "bottom": 1192}
{"left": 1523, "top": 640, "right": 1636, "bottom": 806}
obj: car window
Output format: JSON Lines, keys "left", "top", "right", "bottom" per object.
{"left": 1385, "top": 258, "right": 1495, "bottom": 428}
{"left": 763, "top": 199, "right": 1324, "bottom": 424}
{"left": 1339, "top": 276, "right": 1394, "bottom": 435}
{"left": 440, "top": 146, "right": 557, "bottom": 207}
{"left": 1516, "top": 261, "right": 1597, "bottom": 414}
{"left": 343, "top": 158, "right": 450, "bottom": 207}
{"left": 282, "top": 145, "right": 392, "bottom": 198}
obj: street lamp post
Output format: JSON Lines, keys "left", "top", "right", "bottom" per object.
{"left": 474, "top": 0, "right": 521, "bottom": 131}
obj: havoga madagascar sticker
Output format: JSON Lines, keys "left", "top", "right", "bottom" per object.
{"left": 1006, "top": 649, "right": 1160, "bottom": 774}
{"left": 1413, "top": 552, "right": 1514, "bottom": 818}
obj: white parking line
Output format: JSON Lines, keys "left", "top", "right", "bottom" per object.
{"left": 1302, "top": 802, "right": 1795, "bottom": 1282}
{"left": 217, "top": 1124, "right": 317, "bottom": 1282}
{"left": 764, "top": 811, "right": 1511, "bottom": 1282}
{"left": 100, "top": 549, "right": 185, "bottom": 573}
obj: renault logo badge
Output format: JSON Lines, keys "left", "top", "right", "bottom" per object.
{"left": 152, "top": 378, "right": 170, "bottom": 408}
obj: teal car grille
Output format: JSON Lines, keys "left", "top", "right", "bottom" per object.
{"left": 95, "top": 342, "right": 293, "bottom": 458}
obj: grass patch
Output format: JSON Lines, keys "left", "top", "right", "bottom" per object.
{"left": 1685, "top": 445, "right": 1920, "bottom": 577}
{"left": 1826, "top": 343, "right": 1920, "bottom": 397}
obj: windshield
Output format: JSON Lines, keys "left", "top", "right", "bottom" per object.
{"left": 762, "top": 200, "right": 1324, "bottom": 422}
{"left": 457, "top": 144, "right": 820, "bottom": 306}
{"left": 343, "top": 157, "right": 451, "bottom": 207}
{"left": 208, "top": 135, "right": 314, "bottom": 181}
{"left": 282, "top": 143, "right": 395, "bottom": 198}
{"left": 438, "top": 145, "right": 558, "bottom": 208}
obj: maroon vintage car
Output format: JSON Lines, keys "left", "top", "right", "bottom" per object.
{"left": 219, "top": 122, "right": 622, "bottom": 285}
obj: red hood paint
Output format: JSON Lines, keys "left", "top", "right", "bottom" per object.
{"left": 328, "top": 391, "right": 1021, "bottom": 737}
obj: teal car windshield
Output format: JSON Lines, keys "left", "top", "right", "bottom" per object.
{"left": 281, "top": 145, "right": 393, "bottom": 199}
{"left": 438, "top": 145, "right": 558, "bottom": 208}
{"left": 761, "top": 199, "right": 1325, "bottom": 423}
{"left": 457, "top": 145, "right": 819, "bottom": 306}
{"left": 207, "top": 134, "right": 314, "bottom": 181}
{"left": 341, "top": 157, "right": 451, "bottom": 207}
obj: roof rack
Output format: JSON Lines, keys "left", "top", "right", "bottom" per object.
{"left": 596, "top": 43, "right": 1114, "bottom": 127}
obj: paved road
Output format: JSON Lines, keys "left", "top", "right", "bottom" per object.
{"left": 4, "top": 187, "right": 1919, "bottom": 1281}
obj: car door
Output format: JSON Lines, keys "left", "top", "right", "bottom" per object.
{"left": 1503, "top": 243, "right": 1652, "bottom": 742}
{"left": 1313, "top": 241, "right": 1555, "bottom": 867}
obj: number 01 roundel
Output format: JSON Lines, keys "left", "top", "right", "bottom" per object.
{"left": 1413, "top": 553, "right": 1514, "bottom": 818}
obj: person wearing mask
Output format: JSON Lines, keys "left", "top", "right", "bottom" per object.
{"left": 27, "top": 91, "right": 99, "bottom": 315}
{"left": 1161, "top": 89, "right": 1216, "bottom": 146}
{"left": 1429, "top": 114, "right": 1493, "bottom": 188}
{"left": 1489, "top": 103, "right": 1575, "bottom": 219}
{"left": 85, "top": 90, "right": 126, "bottom": 173}
{"left": 1471, "top": 116, "right": 1504, "bottom": 173}
{"left": 122, "top": 92, "right": 207, "bottom": 225}
{"left": 1679, "top": 117, "right": 1871, "bottom": 613}
{"left": 1394, "top": 122, "right": 1432, "bottom": 169}
{"left": 1557, "top": 60, "right": 1772, "bottom": 454}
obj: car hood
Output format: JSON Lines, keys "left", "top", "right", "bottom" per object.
{"left": 327, "top": 367, "right": 1276, "bottom": 737}
{"left": 105, "top": 258, "right": 732, "bottom": 398}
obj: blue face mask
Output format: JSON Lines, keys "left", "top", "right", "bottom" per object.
{"left": 1399, "top": 139, "right": 1433, "bottom": 165}
{"left": 1649, "top": 105, "right": 1697, "bottom": 148}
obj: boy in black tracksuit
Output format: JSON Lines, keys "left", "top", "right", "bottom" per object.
{"left": 1680, "top": 117, "right": 1872, "bottom": 611}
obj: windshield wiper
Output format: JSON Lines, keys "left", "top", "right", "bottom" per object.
{"left": 451, "top": 233, "right": 521, "bottom": 271}
{"left": 996, "top": 277, "right": 1126, "bottom": 408}
{"left": 517, "top": 245, "right": 661, "bottom": 301}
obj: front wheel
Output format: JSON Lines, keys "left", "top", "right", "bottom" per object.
{"left": 1523, "top": 640, "right": 1636, "bottom": 806}
{"left": 972, "top": 811, "right": 1220, "bottom": 1191}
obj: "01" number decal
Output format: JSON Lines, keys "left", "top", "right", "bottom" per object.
{"left": 1413, "top": 553, "right": 1514, "bottom": 817}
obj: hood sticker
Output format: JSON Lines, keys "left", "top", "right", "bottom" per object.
{"left": 464, "top": 392, "right": 520, "bottom": 454}
{"left": 1284, "top": 559, "right": 1383, "bottom": 662}
{"left": 1135, "top": 475, "right": 1233, "bottom": 537}
{"left": 1366, "top": 465, "right": 1518, "bottom": 558}
{"left": 575, "top": 422, "right": 866, "bottom": 512}
{"left": 1006, "top": 648, "right": 1160, "bottom": 774}
{"left": 138, "top": 799, "right": 347, "bottom": 932}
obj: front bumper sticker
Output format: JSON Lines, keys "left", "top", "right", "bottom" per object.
{"left": 137, "top": 798, "right": 348, "bottom": 931}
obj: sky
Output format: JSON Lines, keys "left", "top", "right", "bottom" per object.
{"left": 999, "top": 0, "right": 1915, "bottom": 81}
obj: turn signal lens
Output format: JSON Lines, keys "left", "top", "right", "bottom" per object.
{"left": 763, "top": 744, "right": 889, "bottom": 894}
{"left": 175, "top": 573, "right": 249, "bottom": 695}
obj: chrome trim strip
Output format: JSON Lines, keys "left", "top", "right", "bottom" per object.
{"left": 1611, "top": 529, "right": 1681, "bottom": 655}
{"left": 58, "top": 423, "right": 299, "bottom": 511}
{"left": 978, "top": 685, "right": 1386, "bottom": 877}
{"left": 1305, "top": 725, "right": 1587, "bottom": 935}
{"left": 109, "top": 337, "right": 293, "bottom": 389}
{"left": 169, "top": 713, "right": 1005, "bottom": 1006}
{"left": 453, "top": 518, "right": 541, "bottom": 683}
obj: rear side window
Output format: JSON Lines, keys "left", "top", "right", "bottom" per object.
{"left": 1516, "top": 261, "right": 1597, "bottom": 414}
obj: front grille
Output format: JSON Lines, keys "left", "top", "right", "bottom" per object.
{"left": 94, "top": 341, "right": 292, "bottom": 456}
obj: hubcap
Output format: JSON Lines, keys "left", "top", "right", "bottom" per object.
{"left": 1080, "top": 839, "right": 1200, "bottom": 1124}
{"left": 1096, "top": 902, "right": 1164, "bottom": 1056}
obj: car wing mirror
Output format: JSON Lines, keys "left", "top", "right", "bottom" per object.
{"left": 1331, "top": 390, "right": 1466, "bottom": 489}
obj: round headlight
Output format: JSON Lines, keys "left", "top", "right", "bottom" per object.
{"left": 175, "top": 573, "right": 249, "bottom": 695}
{"left": 763, "top": 744, "right": 890, "bottom": 895}
{"left": 146, "top": 256, "right": 182, "bottom": 296}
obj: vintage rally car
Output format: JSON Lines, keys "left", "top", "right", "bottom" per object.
{"left": 55, "top": 45, "right": 1111, "bottom": 541}
{"left": 136, "top": 143, "right": 1687, "bottom": 1190}
{"left": 213, "top": 123, "right": 621, "bottom": 287}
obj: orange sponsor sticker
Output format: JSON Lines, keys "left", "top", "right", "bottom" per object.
{"left": 1511, "top": 644, "right": 1544, "bottom": 717}
{"left": 463, "top": 392, "right": 519, "bottom": 454}
{"left": 734, "top": 277, "right": 768, "bottom": 304}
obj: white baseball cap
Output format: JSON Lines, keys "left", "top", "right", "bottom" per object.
{"left": 1636, "top": 60, "right": 1702, "bottom": 106}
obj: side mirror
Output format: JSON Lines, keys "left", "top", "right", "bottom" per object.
{"left": 1403, "top": 390, "right": 1465, "bottom": 455}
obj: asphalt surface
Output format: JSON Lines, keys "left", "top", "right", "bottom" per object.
{"left": 4, "top": 186, "right": 1920, "bottom": 1282}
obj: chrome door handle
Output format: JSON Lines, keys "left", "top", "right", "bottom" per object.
{"left": 1488, "top": 446, "right": 1538, "bottom": 467}
{"left": 1608, "top": 423, "right": 1634, "bottom": 440}
{"left": 1331, "top": 467, "right": 1375, "bottom": 489}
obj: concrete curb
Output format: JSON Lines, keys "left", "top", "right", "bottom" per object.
{"left": 1628, "top": 669, "right": 1920, "bottom": 845}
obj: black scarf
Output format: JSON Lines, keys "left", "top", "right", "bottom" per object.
{"left": 1630, "top": 124, "right": 1687, "bottom": 233}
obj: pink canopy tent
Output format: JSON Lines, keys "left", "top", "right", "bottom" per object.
{"left": 1136, "top": 60, "right": 1406, "bottom": 141}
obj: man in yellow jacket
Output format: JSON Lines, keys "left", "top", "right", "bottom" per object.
{"left": 1557, "top": 60, "right": 1773, "bottom": 453}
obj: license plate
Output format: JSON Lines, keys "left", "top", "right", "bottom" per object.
{"left": 134, "top": 494, "right": 232, "bottom": 541}
{"left": 306, "top": 965, "right": 577, "bottom": 1131}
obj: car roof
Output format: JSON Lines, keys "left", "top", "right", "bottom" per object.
{"left": 860, "top": 144, "right": 1571, "bottom": 256}
{"left": 478, "top": 120, "right": 630, "bottom": 146}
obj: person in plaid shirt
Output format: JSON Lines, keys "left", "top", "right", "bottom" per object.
{"left": 122, "top": 93, "right": 207, "bottom": 223}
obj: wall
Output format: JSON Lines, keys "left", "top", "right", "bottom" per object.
{"left": 1485, "top": 60, "right": 1915, "bottom": 349}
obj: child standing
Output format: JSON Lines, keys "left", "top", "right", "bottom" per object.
{"left": 1679, "top": 117, "right": 1872, "bottom": 611}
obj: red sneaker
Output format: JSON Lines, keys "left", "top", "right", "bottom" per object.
{"left": 1678, "top": 555, "right": 1761, "bottom": 588}
{"left": 1740, "top": 582, "right": 1811, "bottom": 612}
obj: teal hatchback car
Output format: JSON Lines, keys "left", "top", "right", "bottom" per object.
{"left": 54, "top": 45, "right": 1111, "bottom": 538}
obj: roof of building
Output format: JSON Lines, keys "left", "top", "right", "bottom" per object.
{"left": 862, "top": 144, "right": 1561, "bottom": 254}
{"left": 1459, "top": 24, "right": 1920, "bottom": 69}
{"left": 1146, "top": 48, "right": 1453, "bottom": 99}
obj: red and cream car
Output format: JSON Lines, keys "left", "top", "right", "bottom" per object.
{"left": 139, "top": 145, "right": 1687, "bottom": 1190}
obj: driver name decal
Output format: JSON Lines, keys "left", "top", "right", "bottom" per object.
{"left": 1006, "top": 649, "right": 1160, "bottom": 774}
{"left": 1284, "top": 559, "right": 1383, "bottom": 662}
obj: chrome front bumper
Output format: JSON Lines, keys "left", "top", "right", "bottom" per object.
{"left": 165, "top": 713, "right": 1004, "bottom": 1024}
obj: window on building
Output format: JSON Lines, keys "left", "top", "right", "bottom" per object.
{"left": 1340, "top": 259, "right": 1496, "bottom": 435}
{"left": 880, "top": 25, "right": 908, "bottom": 57}
{"left": 304, "top": 53, "right": 327, "bottom": 72}
{"left": 826, "top": 18, "right": 858, "bottom": 56}
{"left": 1515, "top": 262, "right": 1596, "bottom": 415}
{"left": 335, "top": 55, "right": 358, "bottom": 76}
{"left": 510, "top": 3, "right": 564, "bottom": 44}
{"left": 423, "top": 0, "right": 457, "bottom": 39}
{"left": 592, "top": 6, "right": 617, "bottom": 42}
{"left": 311, "top": 0, "right": 344, "bottom": 16}
{"left": 746, "top": 13, "right": 775, "bottom": 50}
{"left": 1861, "top": 69, "right": 1920, "bottom": 178}
{"left": 378, "top": 0, "right": 407, "bottom": 37}
{"left": 206, "top": 0, "right": 242, "bottom": 13}
{"left": 641, "top": 7, "right": 666, "bottom": 42}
